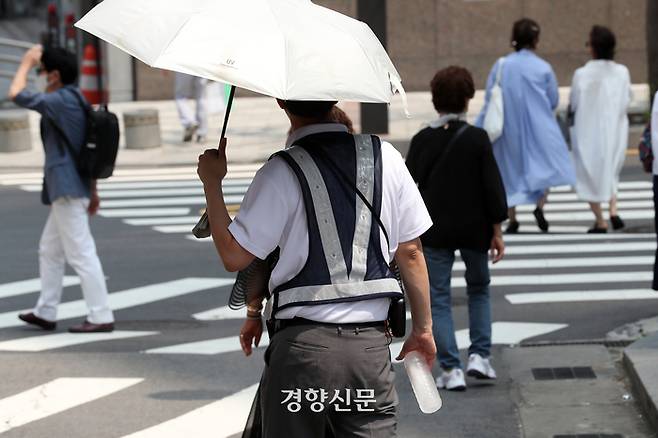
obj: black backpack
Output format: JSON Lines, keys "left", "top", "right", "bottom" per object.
{"left": 49, "top": 88, "right": 120, "bottom": 179}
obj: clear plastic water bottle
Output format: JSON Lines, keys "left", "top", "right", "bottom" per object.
{"left": 404, "top": 351, "right": 442, "bottom": 413}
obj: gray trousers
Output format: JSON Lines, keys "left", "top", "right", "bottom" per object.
{"left": 260, "top": 323, "right": 398, "bottom": 437}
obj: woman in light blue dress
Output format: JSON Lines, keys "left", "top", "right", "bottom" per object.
{"left": 477, "top": 18, "right": 576, "bottom": 233}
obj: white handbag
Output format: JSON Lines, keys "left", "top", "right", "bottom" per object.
{"left": 483, "top": 57, "right": 506, "bottom": 143}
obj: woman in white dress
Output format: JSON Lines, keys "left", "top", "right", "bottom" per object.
{"left": 570, "top": 26, "right": 632, "bottom": 233}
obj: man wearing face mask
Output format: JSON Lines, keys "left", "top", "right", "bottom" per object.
{"left": 8, "top": 45, "right": 115, "bottom": 333}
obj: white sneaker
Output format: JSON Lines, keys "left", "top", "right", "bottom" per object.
{"left": 466, "top": 353, "right": 497, "bottom": 380}
{"left": 435, "top": 368, "right": 466, "bottom": 391}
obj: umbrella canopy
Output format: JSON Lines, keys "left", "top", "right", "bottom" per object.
{"left": 75, "top": 0, "right": 407, "bottom": 107}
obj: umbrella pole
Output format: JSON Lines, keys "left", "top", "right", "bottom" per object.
{"left": 191, "top": 84, "right": 236, "bottom": 239}
{"left": 219, "top": 85, "right": 236, "bottom": 145}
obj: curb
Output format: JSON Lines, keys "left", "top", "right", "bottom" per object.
{"left": 622, "top": 333, "right": 658, "bottom": 435}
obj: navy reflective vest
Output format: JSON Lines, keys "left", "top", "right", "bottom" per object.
{"left": 270, "top": 131, "right": 402, "bottom": 313}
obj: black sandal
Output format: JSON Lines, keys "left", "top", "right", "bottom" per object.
{"left": 533, "top": 208, "right": 549, "bottom": 232}
{"left": 587, "top": 225, "right": 608, "bottom": 234}
{"left": 610, "top": 215, "right": 625, "bottom": 230}
{"left": 506, "top": 220, "right": 520, "bottom": 234}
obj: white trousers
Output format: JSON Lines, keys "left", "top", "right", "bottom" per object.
{"left": 174, "top": 75, "right": 208, "bottom": 136}
{"left": 35, "top": 197, "right": 114, "bottom": 324}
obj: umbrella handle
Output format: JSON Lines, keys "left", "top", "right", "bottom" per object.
{"left": 192, "top": 84, "right": 236, "bottom": 239}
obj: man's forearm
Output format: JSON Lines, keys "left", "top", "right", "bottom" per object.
{"left": 203, "top": 182, "right": 235, "bottom": 264}
{"left": 8, "top": 60, "right": 31, "bottom": 100}
{"left": 396, "top": 242, "right": 432, "bottom": 333}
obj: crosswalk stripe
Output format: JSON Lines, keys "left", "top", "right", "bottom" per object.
{"left": 458, "top": 255, "right": 654, "bottom": 271}
{"left": 192, "top": 305, "right": 241, "bottom": 321}
{"left": 390, "top": 321, "right": 568, "bottom": 362}
{"left": 517, "top": 200, "right": 653, "bottom": 212}
{"left": 144, "top": 333, "right": 269, "bottom": 355}
{"left": 503, "top": 233, "right": 655, "bottom": 243}
{"left": 124, "top": 216, "right": 200, "bottom": 226}
{"left": 19, "top": 178, "right": 252, "bottom": 192}
{"left": 98, "top": 208, "right": 191, "bottom": 218}
{"left": 0, "top": 331, "right": 158, "bottom": 352}
{"left": 485, "top": 271, "right": 652, "bottom": 287}
{"left": 0, "top": 165, "right": 262, "bottom": 181}
{"left": 515, "top": 210, "right": 655, "bottom": 222}
{"left": 505, "top": 241, "right": 655, "bottom": 255}
{"left": 542, "top": 190, "right": 653, "bottom": 202}
{"left": 95, "top": 187, "right": 246, "bottom": 198}
{"left": 0, "top": 276, "right": 79, "bottom": 299}
{"left": 551, "top": 181, "right": 652, "bottom": 191}
{"left": 100, "top": 196, "right": 243, "bottom": 209}
{"left": 121, "top": 383, "right": 259, "bottom": 438}
{"left": 506, "top": 289, "right": 658, "bottom": 304}
{"left": 153, "top": 225, "right": 196, "bottom": 234}
{"left": 1, "top": 172, "right": 256, "bottom": 186}
{"left": 0, "top": 378, "right": 143, "bottom": 433}
{"left": 0, "top": 278, "right": 234, "bottom": 329}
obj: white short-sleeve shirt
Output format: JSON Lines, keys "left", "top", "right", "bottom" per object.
{"left": 228, "top": 123, "right": 432, "bottom": 323}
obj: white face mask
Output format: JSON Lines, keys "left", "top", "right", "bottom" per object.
{"left": 34, "top": 74, "right": 48, "bottom": 92}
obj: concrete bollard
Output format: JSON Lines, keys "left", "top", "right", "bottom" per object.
{"left": 0, "top": 113, "right": 31, "bottom": 153}
{"left": 123, "top": 109, "right": 161, "bottom": 149}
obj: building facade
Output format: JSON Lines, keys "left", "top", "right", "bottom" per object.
{"left": 1, "top": 0, "right": 649, "bottom": 101}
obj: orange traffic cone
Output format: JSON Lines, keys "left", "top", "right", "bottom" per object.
{"left": 80, "top": 44, "right": 107, "bottom": 104}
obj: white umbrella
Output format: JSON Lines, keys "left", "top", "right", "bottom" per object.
{"left": 76, "top": 0, "right": 408, "bottom": 239}
{"left": 75, "top": 0, "right": 407, "bottom": 107}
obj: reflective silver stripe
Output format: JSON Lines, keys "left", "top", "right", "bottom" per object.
{"left": 286, "top": 146, "right": 348, "bottom": 282}
{"left": 351, "top": 135, "right": 374, "bottom": 280}
{"left": 276, "top": 278, "right": 402, "bottom": 307}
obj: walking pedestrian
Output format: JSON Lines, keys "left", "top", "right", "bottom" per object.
{"left": 477, "top": 18, "right": 576, "bottom": 233}
{"left": 651, "top": 92, "right": 658, "bottom": 291}
{"left": 406, "top": 66, "right": 507, "bottom": 391}
{"left": 8, "top": 45, "right": 114, "bottom": 333}
{"left": 198, "top": 99, "right": 436, "bottom": 437}
{"left": 174, "top": 72, "right": 208, "bottom": 143}
{"left": 570, "top": 26, "right": 632, "bottom": 233}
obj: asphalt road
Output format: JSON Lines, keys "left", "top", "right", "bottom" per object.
{"left": 0, "top": 159, "right": 655, "bottom": 437}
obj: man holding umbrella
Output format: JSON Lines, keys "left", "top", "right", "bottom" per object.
{"left": 76, "top": 0, "right": 435, "bottom": 435}
{"left": 197, "top": 99, "right": 436, "bottom": 436}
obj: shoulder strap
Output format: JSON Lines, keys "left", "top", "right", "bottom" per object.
{"left": 418, "top": 123, "right": 470, "bottom": 192}
{"left": 275, "top": 135, "right": 392, "bottom": 252}
{"left": 46, "top": 114, "right": 78, "bottom": 159}
{"left": 495, "top": 57, "right": 505, "bottom": 86}
{"left": 63, "top": 87, "right": 91, "bottom": 111}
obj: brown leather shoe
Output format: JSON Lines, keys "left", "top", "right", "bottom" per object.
{"left": 18, "top": 312, "right": 57, "bottom": 331}
{"left": 68, "top": 320, "right": 114, "bottom": 333}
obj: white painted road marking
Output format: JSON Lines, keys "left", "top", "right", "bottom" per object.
{"left": 192, "top": 305, "right": 241, "bottom": 321}
{"left": 144, "top": 333, "right": 269, "bottom": 355}
{"left": 485, "top": 271, "right": 652, "bottom": 287}
{"left": 390, "top": 321, "right": 568, "bottom": 362}
{"left": 457, "top": 255, "right": 654, "bottom": 271}
{"left": 0, "top": 276, "right": 79, "bottom": 299}
{"left": 503, "top": 233, "right": 655, "bottom": 243}
{"left": 0, "top": 278, "right": 234, "bottom": 329}
{"left": 0, "top": 330, "right": 158, "bottom": 352}
{"left": 506, "top": 289, "right": 658, "bottom": 304}
{"left": 516, "top": 200, "right": 653, "bottom": 212}
{"left": 101, "top": 196, "right": 243, "bottom": 209}
{"left": 124, "top": 216, "right": 200, "bottom": 226}
{"left": 122, "top": 383, "right": 259, "bottom": 438}
{"left": 0, "top": 378, "right": 143, "bottom": 433}
{"left": 515, "top": 210, "right": 655, "bottom": 222}
{"left": 505, "top": 241, "right": 655, "bottom": 255}
{"left": 98, "top": 208, "right": 191, "bottom": 218}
